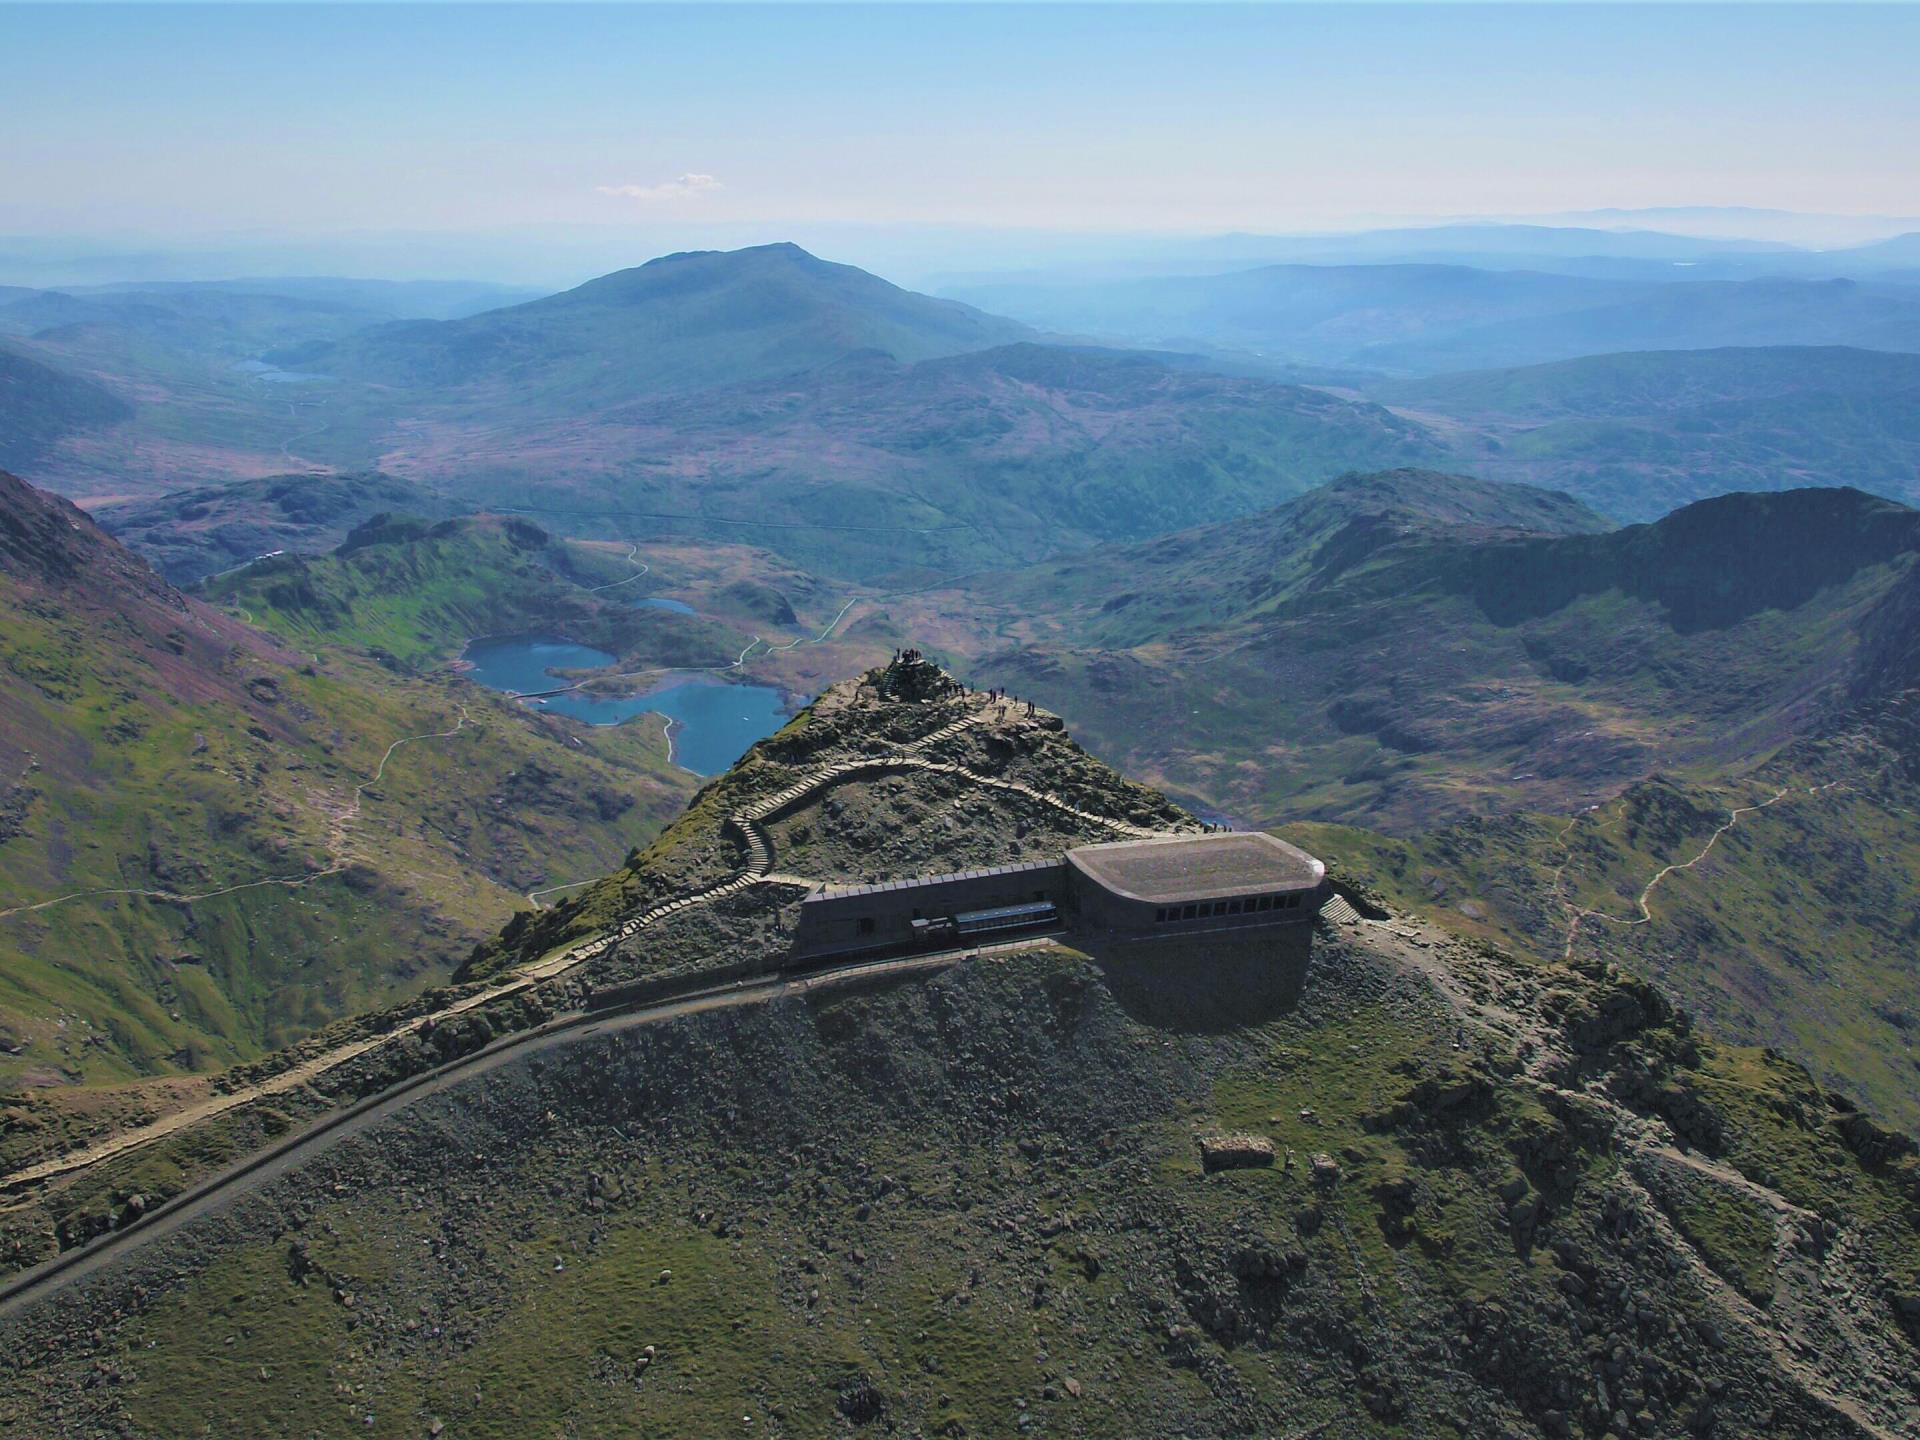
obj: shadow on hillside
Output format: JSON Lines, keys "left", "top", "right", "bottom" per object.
{"left": 1083, "top": 929, "right": 1310, "bottom": 1034}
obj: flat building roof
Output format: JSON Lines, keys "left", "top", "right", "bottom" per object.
{"left": 1066, "top": 832, "right": 1324, "bottom": 905}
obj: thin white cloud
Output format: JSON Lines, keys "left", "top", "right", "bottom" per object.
{"left": 596, "top": 174, "right": 723, "bottom": 203}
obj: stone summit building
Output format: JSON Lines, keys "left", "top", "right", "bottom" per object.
{"left": 791, "top": 830, "right": 1327, "bottom": 959}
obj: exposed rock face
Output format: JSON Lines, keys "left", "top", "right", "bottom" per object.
{"left": 1199, "top": 1134, "right": 1276, "bottom": 1172}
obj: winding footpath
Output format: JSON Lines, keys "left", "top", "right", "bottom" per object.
{"left": 1318, "top": 896, "right": 1917, "bottom": 1438}
{"left": 1551, "top": 780, "right": 1842, "bottom": 961}
{"left": 0, "top": 936, "right": 1076, "bottom": 1322}
{"left": 0, "top": 705, "right": 476, "bottom": 926}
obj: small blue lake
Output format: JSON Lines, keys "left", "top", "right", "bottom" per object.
{"left": 461, "top": 635, "right": 789, "bottom": 775}
{"left": 634, "top": 596, "right": 695, "bottom": 615}
{"left": 232, "top": 358, "right": 332, "bottom": 385}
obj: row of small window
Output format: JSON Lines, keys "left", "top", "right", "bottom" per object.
{"left": 1154, "top": 893, "right": 1305, "bottom": 923}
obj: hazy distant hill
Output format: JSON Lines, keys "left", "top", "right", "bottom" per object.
{"left": 1377, "top": 346, "right": 1920, "bottom": 518}
{"left": 70, "top": 275, "right": 544, "bottom": 322}
{"left": 1376, "top": 344, "right": 1920, "bottom": 418}
{"left": 943, "top": 264, "right": 1920, "bottom": 374}
{"left": 0, "top": 344, "right": 131, "bottom": 473}
{"left": 383, "top": 340, "right": 1449, "bottom": 579}
{"left": 0, "top": 285, "right": 398, "bottom": 357}
{"left": 287, "top": 242, "right": 1035, "bottom": 405}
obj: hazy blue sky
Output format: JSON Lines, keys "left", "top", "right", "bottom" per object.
{"left": 4, "top": 3, "right": 1917, "bottom": 243}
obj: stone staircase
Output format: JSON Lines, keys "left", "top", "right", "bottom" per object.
{"left": 1320, "top": 893, "right": 1363, "bottom": 926}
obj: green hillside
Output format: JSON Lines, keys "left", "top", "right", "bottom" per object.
{"left": 99, "top": 471, "right": 459, "bottom": 585}
{"left": 1289, "top": 694, "right": 1920, "bottom": 1130}
{"left": 382, "top": 342, "right": 1449, "bottom": 582}
{"left": 0, "top": 471, "right": 695, "bottom": 1090}
{"left": 202, "top": 510, "right": 759, "bottom": 675}
{"left": 944, "top": 477, "right": 1918, "bottom": 825}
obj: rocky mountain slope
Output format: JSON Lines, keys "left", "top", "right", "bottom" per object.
{"left": 0, "top": 659, "right": 1916, "bottom": 1438}
{"left": 0, "top": 470, "right": 694, "bottom": 1091}
{"left": 921, "top": 474, "right": 1920, "bottom": 831}
{"left": 1289, "top": 688, "right": 1920, "bottom": 1133}
{"left": 96, "top": 471, "right": 460, "bottom": 585}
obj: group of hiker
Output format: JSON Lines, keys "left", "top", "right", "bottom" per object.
{"left": 984, "top": 685, "right": 1037, "bottom": 719}
{"left": 889, "top": 649, "right": 1038, "bottom": 717}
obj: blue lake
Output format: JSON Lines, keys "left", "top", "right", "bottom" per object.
{"left": 634, "top": 595, "right": 696, "bottom": 615}
{"left": 461, "top": 635, "right": 789, "bottom": 775}
{"left": 232, "top": 358, "right": 332, "bottom": 385}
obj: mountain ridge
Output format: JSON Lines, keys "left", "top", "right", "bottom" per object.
{"left": 286, "top": 243, "right": 1035, "bottom": 403}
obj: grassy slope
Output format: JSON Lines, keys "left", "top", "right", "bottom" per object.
{"left": 202, "top": 511, "right": 763, "bottom": 674}
{"left": 0, "top": 479, "right": 696, "bottom": 1088}
{"left": 1284, "top": 699, "right": 1920, "bottom": 1130}
{"left": 202, "top": 513, "right": 601, "bottom": 670}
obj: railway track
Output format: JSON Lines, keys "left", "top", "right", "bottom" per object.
{"left": 0, "top": 936, "right": 1064, "bottom": 1322}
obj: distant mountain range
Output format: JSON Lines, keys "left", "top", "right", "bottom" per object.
{"left": 1372, "top": 345, "right": 1920, "bottom": 520}
{"left": 942, "top": 265, "right": 1920, "bottom": 375}
{"left": 9, "top": 240, "right": 1920, "bottom": 583}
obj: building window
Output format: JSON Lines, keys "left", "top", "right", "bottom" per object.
{"left": 1183, "top": 904, "right": 1197, "bottom": 920}
{"left": 857, "top": 917, "right": 875, "bottom": 935}
{"left": 1228, "top": 900, "right": 1242, "bottom": 915}
{"left": 1257, "top": 896, "right": 1271, "bottom": 912}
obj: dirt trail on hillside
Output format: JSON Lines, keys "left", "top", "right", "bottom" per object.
{"left": 1550, "top": 779, "right": 1847, "bottom": 961}
{"left": 1323, "top": 901, "right": 1920, "bottom": 1437}
{"left": 0, "top": 703, "right": 475, "bottom": 926}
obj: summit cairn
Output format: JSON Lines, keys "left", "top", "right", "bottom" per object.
{"left": 874, "top": 647, "right": 964, "bottom": 703}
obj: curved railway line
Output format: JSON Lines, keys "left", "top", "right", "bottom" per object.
{"left": 0, "top": 938, "right": 1069, "bottom": 1322}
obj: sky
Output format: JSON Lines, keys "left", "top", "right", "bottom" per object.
{"left": 3, "top": 3, "right": 1919, "bottom": 280}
